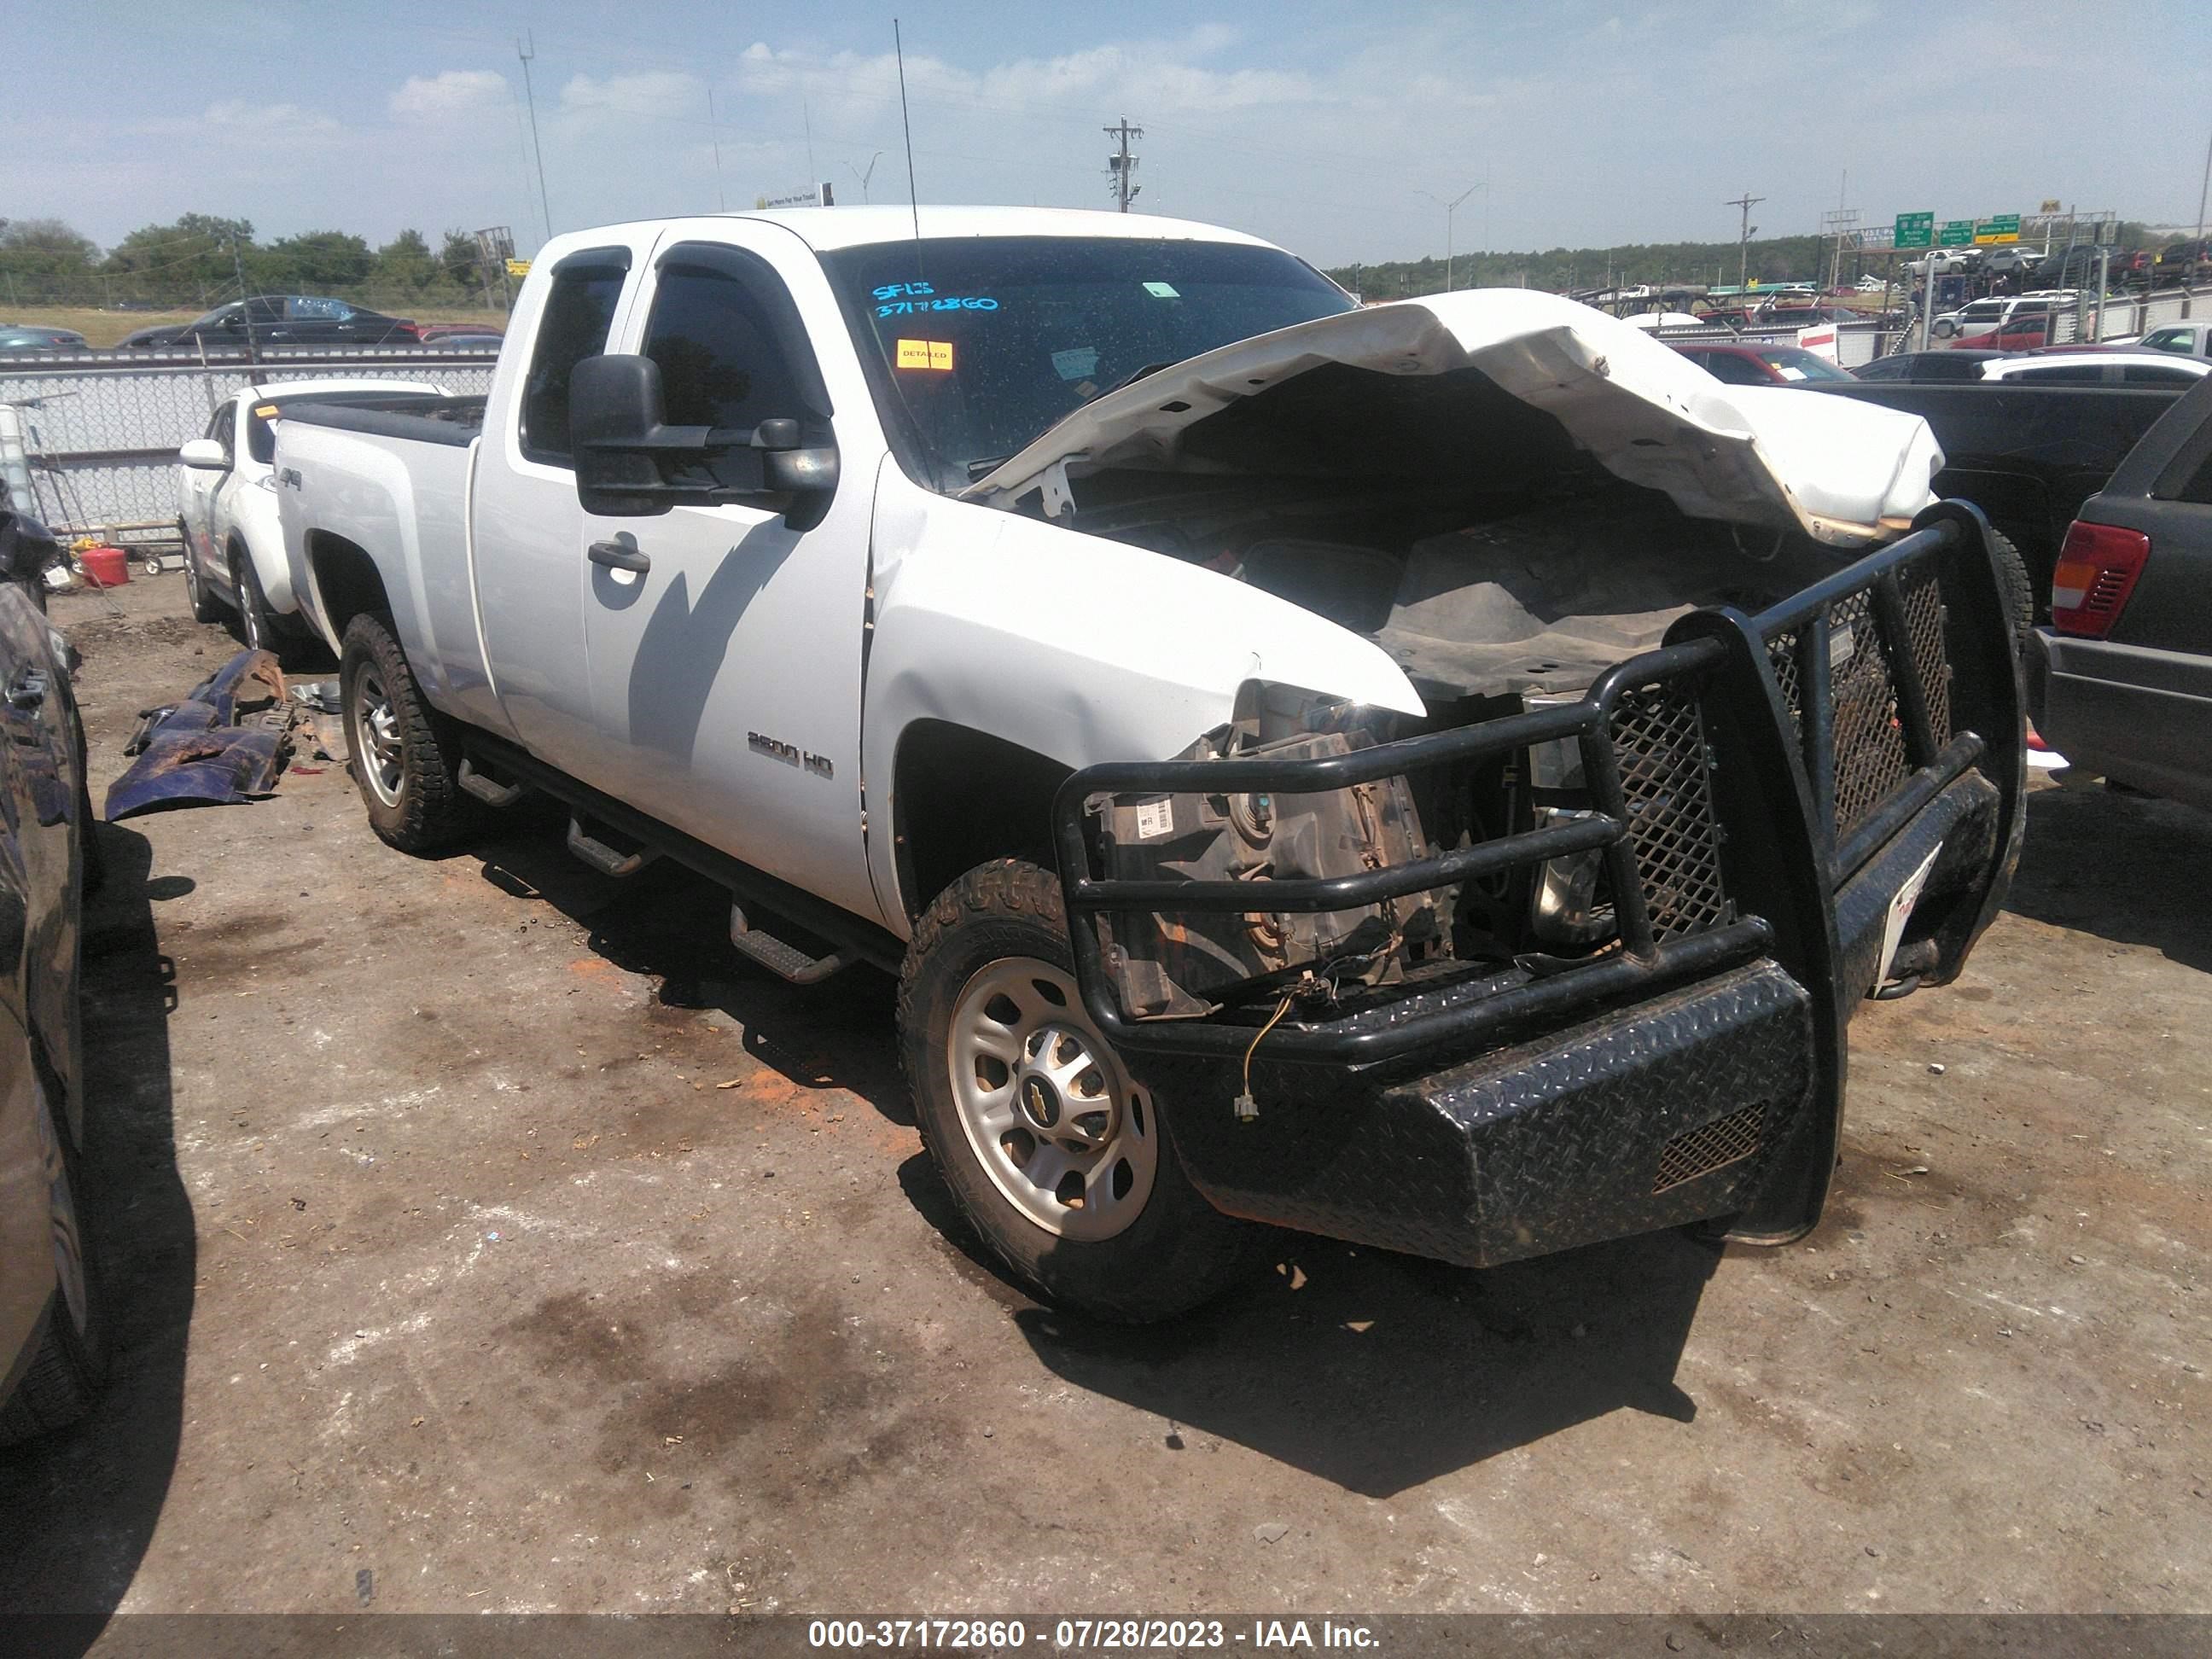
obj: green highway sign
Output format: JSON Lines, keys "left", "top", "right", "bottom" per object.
{"left": 1975, "top": 213, "right": 2023, "bottom": 245}
{"left": 1893, "top": 212, "right": 1934, "bottom": 248}
{"left": 1938, "top": 219, "right": 1976, "bottom": 247}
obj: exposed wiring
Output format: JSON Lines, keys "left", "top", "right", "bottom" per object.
{"left": 1235, "top": 991, "right": 1297, "bottom": 1122}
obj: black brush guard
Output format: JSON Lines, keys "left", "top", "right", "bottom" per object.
{"left": 1049, "top": 504, "right": 2026, "bottom": 1264}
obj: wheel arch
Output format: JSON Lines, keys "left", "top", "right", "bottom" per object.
{"left": 890, "top": 719, "right": 1073, "bottom": 921}
{"left": 306, "top": 530, "right": 393, "bottom": 646}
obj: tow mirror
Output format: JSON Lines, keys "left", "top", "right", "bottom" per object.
{"left": 569, "top": 353, "right": 838, "bottom": 527}
{"left": 179, "top": 439, "right": 229, "bottom": 470}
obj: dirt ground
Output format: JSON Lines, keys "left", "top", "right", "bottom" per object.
{"left": 0, "top": 572, "right": 2205, "bottom": 1621}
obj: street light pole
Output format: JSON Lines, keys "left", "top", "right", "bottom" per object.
{"left": 1416, "top": 183, "right": 1482, "bottom": 293}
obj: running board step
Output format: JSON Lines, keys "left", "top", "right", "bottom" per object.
{"left": 566, "top": 816, "right": 658, "bottom": 879}
{"left": 731, "top": 903, "right": 853, "bottom": 985}
{"left": 457, "top": 758, "right": 525, "bottom": 807}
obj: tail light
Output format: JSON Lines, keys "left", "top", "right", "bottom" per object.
{"left": 2050, "top": 521, "right": 2150, "bottom": 637}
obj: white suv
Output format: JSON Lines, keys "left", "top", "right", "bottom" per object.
{"left": 176, "top": 380, "right": 444, "bottom": 659}
{"left": 1930, "top": 293, "right": 2074, "bottom": 346}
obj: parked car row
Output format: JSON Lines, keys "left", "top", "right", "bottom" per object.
{"left": 0, "top": 324, "right": 89, "bottom": 352}
{"left": 1, "top": 312, "right": 504, "bottom": 356}
{"left": 1907, "top": 240, "right": 2209, "bottom": 290}
{"left": 119, "top": 295, "right": 423, "bottom": 350}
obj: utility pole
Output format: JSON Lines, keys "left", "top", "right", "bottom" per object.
{"left": 707, "top": 88, "right": 727, "bottom": 213}
{"left": 517, "top": 33, "right": 553, "bottom": 242}
{"left": 2191, "top": 126, "right": 2212, "bottom": 320}
{"left": 1416, "top": 183, "right": 1481, "bottom": 292}
{"left": 1104, "top": 117, "right": 1143, "bottom": 212}
{"left": 228, "top": 230, "right": 259, "bottom": 368}
{"left": 1726, "top": 189, "right": 1765, "bottom": 288}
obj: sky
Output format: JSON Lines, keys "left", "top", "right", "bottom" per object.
{"left": 15, "top": 0, "right": 2212, "bottom": 267}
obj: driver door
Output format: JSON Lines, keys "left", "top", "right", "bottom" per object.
{"left": 577, "top": 224, "right": 880, "bottom": 922}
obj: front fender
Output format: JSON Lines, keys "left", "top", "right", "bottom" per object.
{"left": 861, "top": 488, "right": 1422, "bottom": 928}
{"left": 230, "top": 484, "right": 295, "bottom": 613}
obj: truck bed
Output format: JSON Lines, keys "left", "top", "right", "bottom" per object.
{"left": 1816, "top": 381, "right": 2185, "bottom": 605}
{"left": 281, "top": 394, "right": 488, "bottom": 448}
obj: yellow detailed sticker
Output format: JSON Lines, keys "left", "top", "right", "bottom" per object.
{"left": 895, "top": 338, "right": 954, "bottom": 371}
{"left": 253, "top": 404, "right": 281, "bottom": 418}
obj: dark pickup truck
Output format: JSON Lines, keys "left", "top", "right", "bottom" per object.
{"left": 1819, "top": 380, "right": 2188, "bottom": 616}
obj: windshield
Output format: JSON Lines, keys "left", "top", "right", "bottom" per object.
{"left": 1755, "top": 347, "right": 1854, "bottom": 382}
{"left": 818, "top": 236, "right": 1354, "bottom": 486}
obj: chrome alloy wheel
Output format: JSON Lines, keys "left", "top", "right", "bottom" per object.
{"left": 352, "top": 664, "right": 405, "bottom": 807}
{"left": 947, "top": 957, "right": 1157, "bottom": 1242}
{"left": 35, "top": 1079, "right": 87, "bottom": 1331}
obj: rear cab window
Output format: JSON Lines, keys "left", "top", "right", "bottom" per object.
{"left": 521, "top": 252, "right": 631, "bottom": 467}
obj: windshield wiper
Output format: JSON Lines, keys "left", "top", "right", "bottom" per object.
{"left": 1094, "top": 358, "right": 1174, "bottom": 399}
{"left": 963, "top": 359, "right": 1181, "bottom": 484}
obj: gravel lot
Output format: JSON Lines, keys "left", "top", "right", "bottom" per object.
{"left": 1, "top": 573, "right": 2205, "bottom": 1621}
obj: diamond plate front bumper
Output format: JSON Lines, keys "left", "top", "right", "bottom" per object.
{"left": 1054, "top": 507, "right": 2026, "bottom": 1267}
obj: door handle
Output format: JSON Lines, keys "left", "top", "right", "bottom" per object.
{"left": 588, "top": 540, "right": 650, "bottom": 573}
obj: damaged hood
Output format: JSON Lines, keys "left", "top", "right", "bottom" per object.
{"left": 965, "top": 291, "right": 1942, "bottom": 547}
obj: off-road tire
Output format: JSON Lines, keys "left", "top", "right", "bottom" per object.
{"left": 180, "top": 524, "right": 221, "bottom": 623}
{"left": 899, "top": 858, "right": 1254, "bottom": 1323}
{"left": 1985, "top": 527, "right": 2034, "bottom": 644}
{"left": 230, "top": 545, "right": 273, "bottom": 655}
{"left": 0, "top": 1075, "right": 105, "bottom": 1446}
{"left": 232, "top": 547, "right": 313, "bottom": 668}
{"left": 339, "top": 612, "right": 473, "bottom": 854}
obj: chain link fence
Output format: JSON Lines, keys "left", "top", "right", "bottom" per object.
{"left": 0, "top": 346, "right": 498, "bottom": 552}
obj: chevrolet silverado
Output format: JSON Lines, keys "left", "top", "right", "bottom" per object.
{"left": 272, "top": 207, "right": 2024, "bottom": 1320}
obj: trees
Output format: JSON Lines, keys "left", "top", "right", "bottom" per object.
{"left": 375, "top": 230, "right": 439, "bottom": 297}
{"left": 0, "top": 219, "right": 99, "bottom": 306}
{"left": 101, "top": 215, "right": 254, "bottom": 306}
{"left": 255, "top": 230, "right": 373, "bottom": 292}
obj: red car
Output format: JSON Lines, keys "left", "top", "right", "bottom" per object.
{"left": 1670, "top": 342, "right": 1857, "bottom": 386}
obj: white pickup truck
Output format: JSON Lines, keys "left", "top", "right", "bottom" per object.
{"left": 275, "top": 206, "right": 2025, "bottom": 1321}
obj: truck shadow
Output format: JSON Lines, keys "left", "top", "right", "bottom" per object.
{"left": 1010, "top": 1229, "right": 1718, "bottom": 1499}
{"left": 0, "top": 824, "right": 195, "bottom": 1638}
{"left": 460, "top": 822, "right": 1720, "bottom": 1495}
{"left": 2004, "top": 782, "right": 2212, "bottom": 972}
{"left": 467, "top": 823, "right": 910, "bottom": 1123}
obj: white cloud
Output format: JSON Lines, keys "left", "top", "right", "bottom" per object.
{"left": 558, "top": 71, "right": 703, "bottom": 118}
{"left": 389, "top": 69, "right": 509, "bottom": 123}
{"left": 205, "top": 99, "right": 337, "bottom": 133}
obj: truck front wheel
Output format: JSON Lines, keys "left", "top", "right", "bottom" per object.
{"left": 339, "top": 613, "right": 472, "bottom": 853}
{"left": 899, "top": 859, "right": 1253, "bottom": 1323}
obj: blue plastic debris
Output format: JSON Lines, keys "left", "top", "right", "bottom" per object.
{"left": 104, "top": 649, "right": 296, "bottom": 821}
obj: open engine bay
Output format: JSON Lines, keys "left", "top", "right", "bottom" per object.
{"left": 1071, "top": 472, "right": 1854, "bottom": 1022}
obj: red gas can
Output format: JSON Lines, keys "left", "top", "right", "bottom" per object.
{"left": 79, "top": 544, "right": 130, "bottom": 587}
